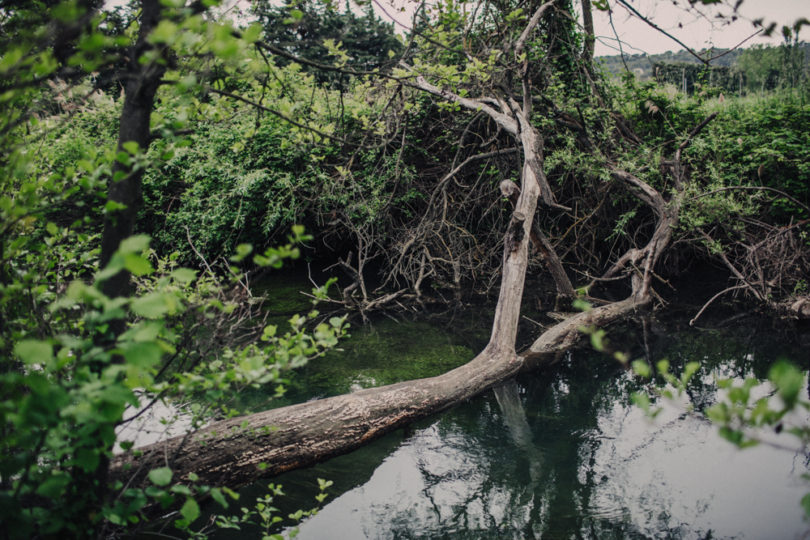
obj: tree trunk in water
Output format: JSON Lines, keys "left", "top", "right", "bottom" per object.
{"left": 110, "top": 294, "right": 649, "bottom": 488}
{"left": 112, "top": 66, "right": 568, "bottom": 487}
{"left": 110, "top": 150, "right": 650, "bottom": 488}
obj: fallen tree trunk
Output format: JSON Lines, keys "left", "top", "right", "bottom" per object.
{"left": 113, "top": 344, "right": 524, "bottom": 488}
{"left": 525, "top": 294, "right": 649, "bottom": 361}
{"left": 112, "top": 74, "right": 546, "bottom": 487}
{"left": 110, "top": 293, "right": 648, "bottom": 489}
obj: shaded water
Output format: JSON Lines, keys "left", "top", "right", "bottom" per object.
{"left": 215, "top": 278, "right": 810, "bottom": 539}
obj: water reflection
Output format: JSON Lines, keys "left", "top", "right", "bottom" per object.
{"left": 220, "top": 316, "right": 809, "bottom": 539}
{"left": 588, "top": 385, "right": 809, "bottom": 539}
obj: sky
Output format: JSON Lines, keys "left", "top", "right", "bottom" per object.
{"left": 587, "top": 0, "right": 809, "bottom": 56}
{"left": 368, "top": 0, "right": 808, "bottom": 57}
{"left": 107, "top": 0, "right": 808, "bottom": 58}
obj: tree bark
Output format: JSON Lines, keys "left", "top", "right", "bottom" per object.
{"left": 99, "top": 0, "right": 166, "bottom": 300}
{"left": 502, "top": 180, "right": 575, "bottom": 299}
{"left": 581, "top": 0, "right": 595, "bottom": 63}
{"left": 110, "top": 294, "right": 648, "bottom": 489}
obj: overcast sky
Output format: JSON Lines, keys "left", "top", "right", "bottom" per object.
{"left": 369, "top": 0, "right": 808, "bottom": 57}
{"left": 107, "top": 0, "right": 808, "bottom": 57}
{"left": 588, "top": 0, "right": 808, "bottom": 56}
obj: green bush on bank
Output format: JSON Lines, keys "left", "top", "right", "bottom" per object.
{"left": 140, "top": 110, "right": 331, "bottom": 264}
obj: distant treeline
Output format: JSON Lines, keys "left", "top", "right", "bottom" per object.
{"left": 597, "top": 42, "right": 809, "bottom": 95}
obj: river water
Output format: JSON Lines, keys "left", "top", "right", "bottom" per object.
{"left": 211, "top": 279, "right": 810, "bottom": 539}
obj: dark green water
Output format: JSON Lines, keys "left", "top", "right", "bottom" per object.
{"left": 216, "top": 277, "right": 810, "bottom": 539}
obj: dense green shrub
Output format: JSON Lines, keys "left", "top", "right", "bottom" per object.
{"left": 139, "top": 111, "right": 334, "bottom": 264}
{"left": 702, "top": 95, "right": 810, "bottom": 220}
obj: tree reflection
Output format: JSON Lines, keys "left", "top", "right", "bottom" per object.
{"left": 252, "top": 315, "right": 808, "bottom": 539}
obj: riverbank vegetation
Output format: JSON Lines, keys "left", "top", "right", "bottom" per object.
{"left": 1, "top": 0, "right": 808, "bottom": 537}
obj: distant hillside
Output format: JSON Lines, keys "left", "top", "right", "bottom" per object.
{"left": 596, "top": 42, "right": 810, "bottom": 80}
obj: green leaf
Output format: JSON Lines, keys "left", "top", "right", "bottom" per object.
{"left": 769, "top": 361, "right": 803, "bottom": 408}
{"left": 122, "top": 141, "right": 140, "bottom": 155}
{"left": 631, "top": 360, "right": 651, "bottom": 378}
{"left": 242, "top": 22, "right": 262, "bottom": 43}
{"left": 589, "top": 329, "right": 606, "bottom": 351}
{"left": 681, "top": 362, "right": 701, "bottom": 385}
{"left": 317, "top": 478, "right": 333, "bottom": 491}
{"left": 115, "top": 151, "right": 131, "bottom": 166}
{"left": 231, "top": 243, "right": 253, "bottom": 263}
{"left": 222, "top": 486, "right": 240, "bottom": 500}
{"left": 718, "top": 426, "right": 745, "bottom": 446}
{"left": 131, "top": 292, "right": 171, "bottom": 318}
{"left": 211, "top": 487, "right": 228, "bottom": 508}
{"left": 572, "top": 298, "right": 592, "bottom": 312}
{"left": 149, "top": 20, "right": 178, "bottom": 44}
{"left": 36, "top": 473, "right": 70, "bottom": 498}
{"left": 801, "top": 493, "right": 810, "bottom": 518}
{"left": 119, "top": 235, "right": 151, "bottom": 254}
{"left": 706, "top": 403, "right": 729, "bottom": 424}
{"left": 180, "top": 497, "right": 200, "bottom": 524}
{"left": 505, "top": 8, "right": 523, "bottom": 21}
{"left": 170, "top": 484, "right": 192, "bottom": 496}
{"left": 122, "top": 341, "right": 163, "bottom": 368}
{"left": 104, "top": 201, "right": 127, "bottom": 214}
{"left": 78, "top": 31, "right": 107, "bottom": 52}
{"left": 148, "top": 467, "right": 173, "bottom": 487}
{"left": 171, "top": 268, "right": 197, "bottom": 284}
{"left": 14, "top": 339, "right": 52, "bottom": 365}
{"left": 123, "top": 321, "right": 162, "bottom": 342}
{"left": 329, "top": 317, "right": 344, "bottom": 328}
{"left": 123, "top": 253, "right": 154, "bottom": 276}
{"left": 96, "top": 255, "right": 125, "bottom": 282}
{"left": 73, "top": 448, "right": 100, "bottom": 472}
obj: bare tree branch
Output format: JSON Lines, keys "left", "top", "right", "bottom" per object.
{"left": 514, "top": 0, "right": 557, "bottom": 58}
{"left": 615, "top": 0, "right": 709, "bottom": 65}
{"left": 401, "top": 66, "right": 519, "bottom": 134}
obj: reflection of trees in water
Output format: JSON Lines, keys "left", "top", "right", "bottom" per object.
{"left": 388, "top": 340, "right": 725, "bottom": 538}
{"left": 339, "top": 392, "right": 533, "bottom": 538}
{"left": 286, "top": 317, "right": 807, "bottom": 539}
{"left": 365, "top": 352, "right": 624, "bottom": 538}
